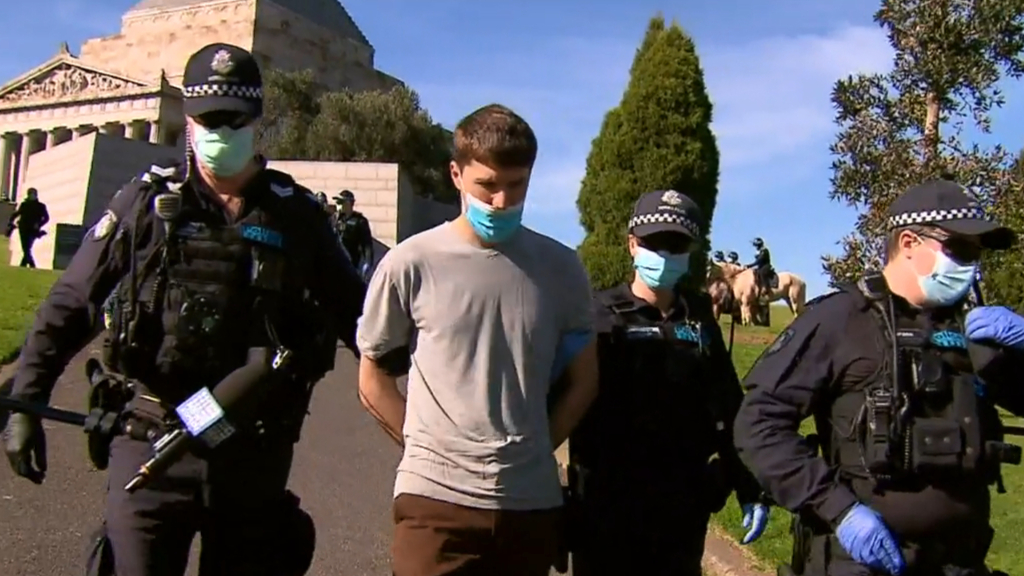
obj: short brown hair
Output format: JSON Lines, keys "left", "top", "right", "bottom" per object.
{"left": 885, "top": 224, "right": 937, "bottom": 260}
{"left": 452, "top": 104, "right": 537, "bottom": 168}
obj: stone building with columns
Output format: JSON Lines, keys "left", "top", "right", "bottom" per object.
{"left": 0, "top": 0, "right": 454, "bottom": 270}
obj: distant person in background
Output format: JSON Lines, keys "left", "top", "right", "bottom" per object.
{"left": 727, "top": 251, "right": 739, "bottom": 265}
{"left": 332, "top": 190, "right": 374, "bottom": 277}
{"left": 6, "top": 188, "right": 49, "bottom": 268}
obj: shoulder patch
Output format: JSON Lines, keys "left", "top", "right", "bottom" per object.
{"left": 270, "top": 182, "right": 293, "bottom": 197}
{"left": 91, "top": 210, "right": 118, "bottom": 240}
{"left": 763, "top": 327, "right": 795, "bottom": 356}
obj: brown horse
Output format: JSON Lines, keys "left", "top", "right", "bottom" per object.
{"left": 708, "top": 262, "right": 807, "bottom": 325}
{"left": 707, "top": 278, "right": 736, "bottom": 321}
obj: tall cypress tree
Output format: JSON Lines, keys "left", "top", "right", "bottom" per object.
{"left": 577, "top": 16, "right": 719, "bottom": 290}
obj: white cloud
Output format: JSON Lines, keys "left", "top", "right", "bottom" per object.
{"left": 703, "top": 25, "right": 893, "bottom": 169}
{"left": 409, "top": 25, "right": 894, "bottom": 216}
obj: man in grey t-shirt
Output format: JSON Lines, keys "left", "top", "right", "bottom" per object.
{"left": 356, "top": 104, "right": 598, "bottom": 576}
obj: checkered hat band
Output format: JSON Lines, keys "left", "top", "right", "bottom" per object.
{"left": 629, "top": 212, "right": 700, "bottom": 236}
{"left": 888, "top": 207, "right": 988, "bottom": 228}
{"left": 183, "top": 84, "right": 262, "bottom": 100}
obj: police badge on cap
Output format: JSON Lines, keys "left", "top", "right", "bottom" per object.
{"left": 181, "top": 43, "right": 263, "bottom": 118}
{"left": 629, "top": 190, "right": 704, "bottom": 238}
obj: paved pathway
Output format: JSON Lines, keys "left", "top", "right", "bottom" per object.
{"left": 0, "top": 339, "right": 767, "bottom": 576}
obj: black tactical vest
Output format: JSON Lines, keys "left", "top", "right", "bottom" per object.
{"left": 826, "top": 275, "right": 1012, "bottom": 489}
{"left": 569, "top": 286, "right": 724, "bottom": 472}
{"left": 105, "top": 166, "right": 327, "bottom": 406}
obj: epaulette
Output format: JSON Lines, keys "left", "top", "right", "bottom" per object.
{"left": 139, "top": 160, "right": 185, "bottom": 188}
{"left": 263, "top": 168, "right": 297, "bottom": 198}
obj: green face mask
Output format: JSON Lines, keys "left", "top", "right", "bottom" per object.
{"left": 191, "top": 124, "right": 255, "bottom": 177}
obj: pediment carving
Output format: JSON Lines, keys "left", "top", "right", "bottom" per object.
{"left": 0, "top": 63, "right": 148, "bottom": 106}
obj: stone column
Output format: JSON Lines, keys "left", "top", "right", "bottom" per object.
{"left": 149, "top": 120, "right": 163, "bottom": 145}
{"left": 17, "top": 131, "right": 38, "bottom": 198}
{"left": 0, "top": 134, "right": 14, "bottom": 201}
{"left": 126, "top": 120, "right": 147, "bottom": 140}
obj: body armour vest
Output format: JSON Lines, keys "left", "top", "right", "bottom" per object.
{"left": 825, "top": 276, "right": 1014, "bottom": 490}
{"left": 105, "top": 166, "right": 322, "bottom": 405}
{"left": 569, "top": 286, "right": 724, "bottom": 475}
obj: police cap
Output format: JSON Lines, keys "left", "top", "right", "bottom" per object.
{"left": 628, "top": 190, "right": 703, "bottom": 239}
{"left": 334, "top": 190, "right": 355, "bottom": 203}
{"left": 182, "top": 43, "right": 263, "bottom": 118}
{"left": 887, "top": 180, "right": 1015, "bottom": 249}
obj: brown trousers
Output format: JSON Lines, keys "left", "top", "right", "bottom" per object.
{"left": 392, "top": 493, "right": 563, "bottom": 576}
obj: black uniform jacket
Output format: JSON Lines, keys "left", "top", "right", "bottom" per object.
{"left": 578, "top": 284, "right": 762, "bottom": 505}
{"left": 734, "top": 290, "right": 1024, "bottom": 535}
{"left": 10, "top": 159, "right": 366, "bottom": 403}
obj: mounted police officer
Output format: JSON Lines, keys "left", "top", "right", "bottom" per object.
{"left": 728, "top": 250, "right": 740, "bottom": 265}
{"left": 565, "top": 190, "right": 770, "bottom": 576}
{"left": 713, "top": 250, "right": 725, "bottom": 263}
{"left": 734, "top": 179, "right": 1024, "bottom": 576}
{"left": 1, "top": 42, "right": 365, "bottom": 576}
{"left": 332, "top": 190, "right": 374, "bottom": 276}
{"left": 747, "top": 237, "right": 774, "bottom": 299}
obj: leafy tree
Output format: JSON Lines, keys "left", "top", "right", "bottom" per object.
{"left": 256, "top": 69, "right": 457, "bottom": 203}
{"left": 577, "top": 15, "right": 720, "bottom": 291}
{"left": 981, "top": 147, "right": 1024, "bottom": 311}
{"left": 823, "top": 0, "right": 1024, "bottom": 286}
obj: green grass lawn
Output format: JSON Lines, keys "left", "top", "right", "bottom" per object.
{"left": 0, "top": 236, "right": 61, "bottom": 364}
{"left": 713, "top": 307, "right": 1024, "bottom": 574}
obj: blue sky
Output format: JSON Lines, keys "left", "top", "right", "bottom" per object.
{"left": 3, "top": 0, "right": 1022, "bottom": 297}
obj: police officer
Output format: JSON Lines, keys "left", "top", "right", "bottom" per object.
{"left": 713, "top": 250, "right": 725, "bottom": 263}
{"left": 567, "top": 190, "right": 770, "bottom": 576}
{"left": 6, "top": 187, "right": 50, "bottom": 267}
{"left": 1, "top": 43, "right": 365, "bottom": 576}
{"left": 734, "top": 179, "right": 1024, "bottom": 576}
{"left": 332, "top": 190, "right": 374, "bottom": 274}
{"left": 747, "top": 237, "right": 773, "bottom": 298}
{"left": 728, "top": 250, "right": 740, "bottom": 265}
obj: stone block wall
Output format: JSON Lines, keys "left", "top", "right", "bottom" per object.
{"left": 252, "top": 2, "right": 388, "bottom": 91}
{"left": 77, "top": 0, "right": 394, "bottom": 93}
{"left": 8, "top": 133, "right": 178, "bottom": 268}
{"left": 267, "top": 160, "right": 458, "bottom": 249}
{"left": 79, "top": 0, "right": 258, "bottom": 86}
{"left": 7, "top": 135, "right": 95, "bottom": 268}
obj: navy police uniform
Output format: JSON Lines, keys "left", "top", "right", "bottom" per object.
{"left": 734, "top": 181, "right": 1024, "bottom": 576}
{"left": 332, "top": 190, "right": 374, "bottom": 270}
{"left": 3, "top": 43, "right": 365, "bottom": 576}
{"left": 566, "top": 191, "right": 763, "bottom": 576}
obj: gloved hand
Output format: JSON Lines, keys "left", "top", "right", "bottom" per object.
{"left": 966, "top": 306, "right": 1024, "bottom": 349}
{"left": 2, "top": 413, "right": 47, "bottom": 484}
{"left": 740, "top": 502, "right": 769, "bottom": 544}
{"left": 835, "top": 504, "right": 905, "bottom": 575}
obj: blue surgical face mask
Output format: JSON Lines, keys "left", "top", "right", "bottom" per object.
{"left": 462, "top": 193, "right": 524, "bottom": 244}
{"left": 634, "top": 247, "right": 690, "bottom": 290}
{"left": 918, "top": 248, "right": 977, "bottom": 307}
{"left": 191, "top": 124, "right": 255, "bottom": 177}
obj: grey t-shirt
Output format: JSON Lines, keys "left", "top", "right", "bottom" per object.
{"left": 356, "top": 222, "right": 593, "bottom": 510}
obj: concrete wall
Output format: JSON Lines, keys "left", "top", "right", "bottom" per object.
{"left": 8, "top": 135, "right": 95, "bottom": 267}
{"left": 79, "top": 0, "right": 258, "bottom": 86}
{"left": 252, "top": 1, "right": 389, "bottom": 91}
{"left": 267, "top": 160, "right": 459, "bottom": 249}
{"left": 77, "top": 0, "right": 393, "bottom": 92}
{"left": 8, "top": 152, "right": 457, "bottom": 269}
{"left": 8, "top": 133, "right": 178, "bottom": 268}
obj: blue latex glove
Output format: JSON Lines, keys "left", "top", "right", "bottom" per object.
{"left": 550, "top": 330, "right": 592, "bottom": 380}
{"left": 835, "top": 504, "right": 905, "bottom": 575}
{"left": 740, "top": 503, "right": 769, "bottom": 544}
{"left": 966, "top": 306, "right": 1024, "bottom": 349}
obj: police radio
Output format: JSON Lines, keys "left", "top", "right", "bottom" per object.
{"left": 153, "top": 191, "right": 182, "bottom": 236}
